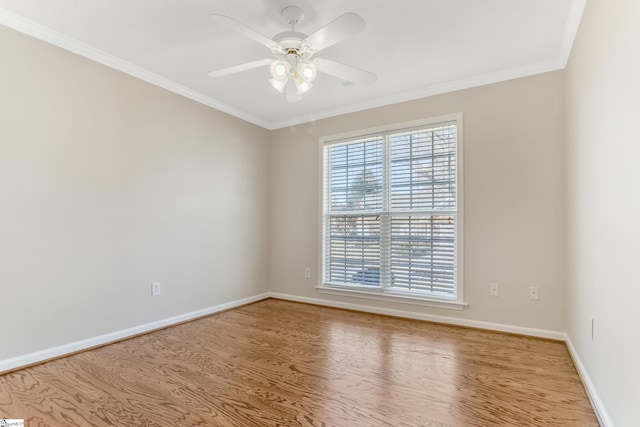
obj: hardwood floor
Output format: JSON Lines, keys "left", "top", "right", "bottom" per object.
{"left": 0, "top": 299, "right": 598, "bottom": 426}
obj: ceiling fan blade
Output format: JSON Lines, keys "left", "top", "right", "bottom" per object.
{"left": 208, "top": 58, "right": 273, "bottom": 77}
{"left": 314, "top": 58, "right": 377, "bottom": 85}
{"left": 304, "top": 13, "right": 365, "bottom": 53}
{"left": 211, "top": 14, "right": 276, "bottom": 49}
{"left": 286, "top": 80, "right": 303, "bottom": 103}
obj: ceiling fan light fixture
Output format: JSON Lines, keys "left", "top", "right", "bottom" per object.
{"left": 209, "top": 8, "right": 375, "bottom": 101}
{"left": 270, "top": 60, "right": 290, "bottom": 80}
{"left": 269, "top": 77, "right": 288, "bottom": 93}
{"left": 296, "top": 61, "right": 318, "bottom": 83}
{"left": 294, "top": 79, "right": 313, "bottom": 94}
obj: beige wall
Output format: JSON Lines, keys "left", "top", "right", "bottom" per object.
{"left": 270, "top": 71, "right": 567, "bottom": 332}
{"left": 565, "top": 0, "right": 640, "bottom": 424}
{"left": 0, "top": 26, "right": 270, "bottom": 360}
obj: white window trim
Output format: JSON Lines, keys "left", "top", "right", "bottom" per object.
{"left": 317, "top": 113, "right": 465, "bottom": 310}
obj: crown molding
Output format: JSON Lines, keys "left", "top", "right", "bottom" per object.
{"left": 1, "top": 0, "right": 587, "bottom": 132}
{"left": 558, "top": 0, "right": 587, "bottom": 68}
{"left": 268, "top": 0, "right": 587, "bottom": 129}
{"left": 268, "top": 59, "right": 565, "bottom": 130}
{"left": 0, "top": 8, "right": 271, "bottom": 130}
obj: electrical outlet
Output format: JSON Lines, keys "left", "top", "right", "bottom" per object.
{"left": 529, "top": 286, "right": 539, "bottom": 300}
{"left": 490, "top": 283, "right": 499, "bottom": 297}
{"left": 151, "top": 282, "right": 161, "bottom": 296}
{"left": 304, "top": 267, "right": 311, "bottom": 279}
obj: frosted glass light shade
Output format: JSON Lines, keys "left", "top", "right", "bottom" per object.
{"left": 296, "top": 61, "right": 318, "bottom": 83}
{"left": 270, "top": 60, "right": 290, "bottom": 80}
{"left": 269, "top": 77, "right": 288, "bottom": 93}
{"left": 294, "top": 79, "right": 312, "bottom": 94}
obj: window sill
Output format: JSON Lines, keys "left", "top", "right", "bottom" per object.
{"left": 316, "top": 284, "right": 467, "bottom": 311}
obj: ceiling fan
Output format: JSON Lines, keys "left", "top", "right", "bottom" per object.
{"left": 208, "top": 6, "right": 377, "bottom": 103}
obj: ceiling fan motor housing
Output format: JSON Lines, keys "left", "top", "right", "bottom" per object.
{"left": 272, "top": 5, "right": 312, "bottom": 60}
{"left": 272, "top": 32, "right": 312, "bottom": 59}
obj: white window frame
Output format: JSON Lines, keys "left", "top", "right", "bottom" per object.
{"left": 317, "top": 113, "right": 465, "bottom": 310}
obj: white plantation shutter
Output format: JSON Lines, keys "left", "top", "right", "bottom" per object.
{"left": 322, "top": 117, "right": 462, "bottom": 301}
{"left": 388, "top": 124, "right": 457, "bottom": 295}
{"left": 323, "top": 137, "right": 383, "bottom": 286}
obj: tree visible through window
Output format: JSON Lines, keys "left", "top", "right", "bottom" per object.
{"left": 321, "top": 116, "right": 463, "bottom": 303}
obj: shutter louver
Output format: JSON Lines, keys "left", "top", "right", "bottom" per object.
{"left": 390, "top": 125, "right": 457, "bottom": 211}
{"left": 389, "top": 215, "right": 456, "bottom": 294}
{"left": 327, "top": 215, "right": 380, "bottom": 286}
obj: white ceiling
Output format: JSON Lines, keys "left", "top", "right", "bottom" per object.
{"left": 0, "top": 0, "right": 585, "bottom": 130}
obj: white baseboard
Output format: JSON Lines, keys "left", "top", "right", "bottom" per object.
{"left": 0, "top": 293, "right": 270, "bottom": 374}
{"left": 271, "top": 292, "right": 614, "bottom": 424}
{"left": 565, "top": 337, "right": 613, "bottom": 427}
{"left": 1, "top": 291, "right": 611, "bottom": 426}
{"left": 268, "top": 292, "right": 566, "bottom": 341}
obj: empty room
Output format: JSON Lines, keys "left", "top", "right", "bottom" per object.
{"left": 0, "top": 0, "right": 637, "bottom": 426}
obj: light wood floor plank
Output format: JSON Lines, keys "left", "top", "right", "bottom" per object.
{"left": 0, "top": 299, "right": 598, "bottom": 426}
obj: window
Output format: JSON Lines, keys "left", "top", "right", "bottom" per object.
{"left": 320, "top": 115, "right": 464, "bottom": 308}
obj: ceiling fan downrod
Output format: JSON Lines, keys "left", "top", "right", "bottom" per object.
{"left": 281, "top": 6, "right": 304, "bottom": 31}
